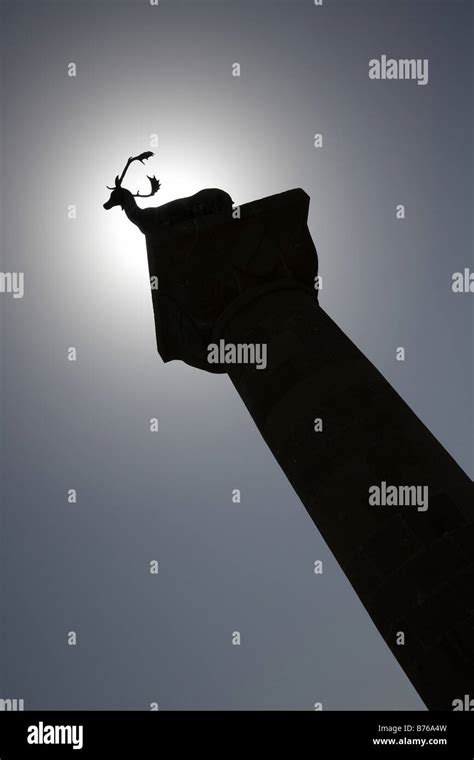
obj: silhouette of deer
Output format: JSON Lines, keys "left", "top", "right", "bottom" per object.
{"left": 103, "top": 152, "right": 233, "bottom": 234}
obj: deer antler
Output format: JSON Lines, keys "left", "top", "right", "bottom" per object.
{"left": 133, "top": 175, "right": 161, "bottom": 198}
{"left": 107, "top": 151, "right": 157, "bottom": 190}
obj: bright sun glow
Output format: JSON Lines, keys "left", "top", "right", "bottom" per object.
{"left": 94, "top": 153, "right": 228, "bottom": 281}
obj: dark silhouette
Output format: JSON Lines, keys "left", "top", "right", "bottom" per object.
{"left": 104, "top": 154, "right": 474, "bottom": 710}
{"left": 103, "top": 152, "right": 233, "bottom": 235}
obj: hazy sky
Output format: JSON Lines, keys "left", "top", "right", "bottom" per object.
{"left": 1, "top": 0, "right": 472, "bottom": 710}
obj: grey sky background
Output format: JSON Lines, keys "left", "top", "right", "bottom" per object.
{"left": 1, "top": 0, "right": 472, "bottom": 709}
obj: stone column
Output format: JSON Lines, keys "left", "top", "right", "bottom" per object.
{"left": 145, "top": 188, "right": 474, "bottom": 710}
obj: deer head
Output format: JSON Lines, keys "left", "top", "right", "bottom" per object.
{"left": 103, "top": 152, "right": 161, "bottom": 210}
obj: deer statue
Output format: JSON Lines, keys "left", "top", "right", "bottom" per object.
{"left": 103, "top": 152, "right": 233, "bottom": 234}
